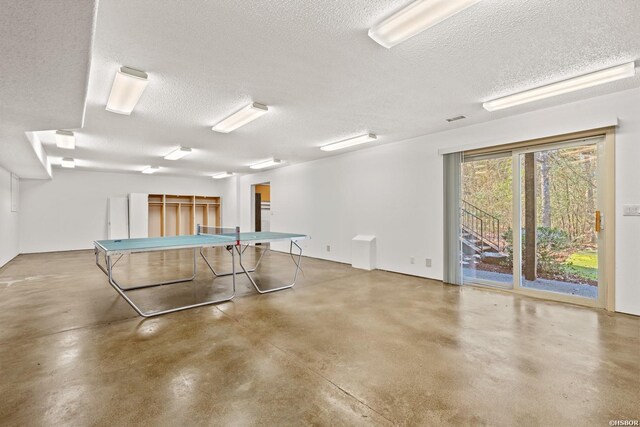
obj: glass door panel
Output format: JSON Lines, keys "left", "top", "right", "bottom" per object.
{"left": 515, "top": 141, "right": 600, "bottom": 300}
{"left": 461, "top": 154, "right": 513, "bottom": 288}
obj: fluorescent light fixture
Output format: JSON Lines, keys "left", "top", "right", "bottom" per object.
{"left": 61, "top": 158, "right": 75, "bottom": 168}
{"left": 211, "top": 102, "right": 268, "bottom": 133}
{"left": 483, "top": 62, "right": 636, "bottom": 111}
{"left": 249, "top": 158, "right": 284, "bottom": 170}
{"left": 164, "top": 146, "right": 192, "bottom": 160}
{"left": 320, "top": 133, "right": 377, "bottom": 152}
{"left": 55, "top": 130, "right": 75, "bottom": 149}
{"left": 212, "top": 172, "right": 235, "bottom": 179}
{"left": 142, "top": 166, "right": 160, "bottom": 174}
{"left": 106, "top": 66, "right": 149, "bottom": 115}
{"left": 368, "top": 0, "right": 481, "bottom": 48}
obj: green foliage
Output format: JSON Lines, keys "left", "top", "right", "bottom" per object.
{"left": 502, "top": 228, "right": 514, "bottom": 268}
{"left": 462, "top": 156, "right": 513, "bottom": 230}
{"left": 564, "top": 251, "right": 598, "bottom": 281}
{"left": 566, "top": 251, "right": 598, "bottom": 269}
{"left": 501, "top": 226, "right": 570, "bottom": 274}
{"left": 535, "top": 227, "right": 569, "bottom": 274}
{"left": 537, "top": 148, "right": 598, "bottom": 244}
{"left": 463, "top": 145, "right": 600, "bottom": 284}
{"left": 462, "top": 145, "right": 598, "bottom": 248}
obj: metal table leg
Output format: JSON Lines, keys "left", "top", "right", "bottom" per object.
{"left": 200, "top": 244, "right": 266, "bottom": 276}
{"left": 99, "top": 247, "right": 236, "bottom": 318}
{"left": 96, "top": 248, "right": 198, "bottom": 291}
{"left": 237, "top": 240, "right": 303, "bottom": 294}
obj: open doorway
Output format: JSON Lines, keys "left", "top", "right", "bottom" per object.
{"left": 251, "top": 182, "right": 270, "bottom": 232}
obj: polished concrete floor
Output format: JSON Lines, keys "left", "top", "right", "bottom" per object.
{"left": 0, "top": 248, "right": 638, "bottom": 426}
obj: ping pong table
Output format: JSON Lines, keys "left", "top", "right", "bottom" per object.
{"left": 94, "top": 226, "right": 307, "bottom": 317}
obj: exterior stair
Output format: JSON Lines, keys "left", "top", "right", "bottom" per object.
{"left": 460, "top": 200, "right": 508, "bottom": 264}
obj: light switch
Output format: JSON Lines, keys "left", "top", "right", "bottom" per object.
{"left": 623, "top": 205, "right": 640, "bottom": 216}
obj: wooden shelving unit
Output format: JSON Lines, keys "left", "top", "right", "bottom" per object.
{"left": 148, "top": 194, "right": 221, "bottom": 237}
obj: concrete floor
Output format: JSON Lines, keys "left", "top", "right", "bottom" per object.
{"left": 0, "top": 248, "right": 638, "bottom": 426}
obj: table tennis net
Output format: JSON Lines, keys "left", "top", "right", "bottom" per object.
{"left": 197, "top": 225, "right": 239, "bottom": 238}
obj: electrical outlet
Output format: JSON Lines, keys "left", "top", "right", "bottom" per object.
{"left": 623, "top": 205, "right": 640, "bottom": 216}
{"left": 410, "top": 257, "right": 415, "bottom": 264}
{"left": 326, "top": 245, "right": 331, "bottom": 252}
{"left": 425, "top": 258, "right": 432, "bottom": 267}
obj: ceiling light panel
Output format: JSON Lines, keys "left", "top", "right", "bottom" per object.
{"left": 320, "top": 133, "right": 377, "bottom": 152}
{"left": 61, "top": 158, "right": 75, "bottom": 168}
{"left": 483, "top": 62, "right": 636, "bottom": 111}
{"left": 55, "top": 130, "right": 75, "bottom": 149}
{"left": 212, "top": 172, "right": 235, "bottom": 179}
{"left": 106, "top": 66, "right": 149, "bottom": 115}
{"left": 142, "top": 166, "right": 160, "bottom": 174}
{"left": 164, "top": 146, "right": 192, "bottom": 160}
{"left": 211, "top": 103, "right": 268, "bottom": 133}
{"left": 249, "top": 158, "right": 284, "bottom": 170}
{"left": 368, "top": 0, "right": 482, "bottom": 48}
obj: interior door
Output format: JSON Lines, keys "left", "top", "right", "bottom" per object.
{"left": 254, "top": 192, "right": 262, "bottom": 232}
{"left": 108, "top": 197, "right": 129, "bottom": 239}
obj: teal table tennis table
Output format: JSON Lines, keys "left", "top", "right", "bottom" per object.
{"left": 94, "top": 226, "right": 307, "bottom": 317}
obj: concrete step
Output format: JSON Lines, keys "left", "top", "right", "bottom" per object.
{"left": 482, "top": 252, "right": 509, "bottom": 265}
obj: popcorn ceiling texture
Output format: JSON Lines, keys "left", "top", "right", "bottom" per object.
{"left": 0, "top": 0, "right": 97, "bottom": 178}
{"left": 2, "top": 0, "right": 640, "bottom": 178}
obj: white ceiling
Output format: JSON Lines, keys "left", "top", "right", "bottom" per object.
{"left": 0, "top": 0, "right": 97, "bottom": 178}
{"left": 4, "top": 0, "right": 640, "bottom": 178}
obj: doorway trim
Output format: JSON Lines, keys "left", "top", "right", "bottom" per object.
{"left": 250, "top": 182, "right": 271, "bottom": 233}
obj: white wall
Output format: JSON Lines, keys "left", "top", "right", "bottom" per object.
{"left": 238, "top": 143, "right": 441, "bottom": 277}
{"left": 0, "top": 166, "right": 20, "bottom": 268}
{"left": 19, "top": 169, "right": 228, "bottom": 253}
{"left": 233, "top": 88, "right": 640, "bottom": 316}
{"left": 15, "top": 89, "right": 640, "bottom": 315}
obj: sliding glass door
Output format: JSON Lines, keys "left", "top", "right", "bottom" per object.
{"left": 461, "top": 133, "right": 611, "bottom": 308}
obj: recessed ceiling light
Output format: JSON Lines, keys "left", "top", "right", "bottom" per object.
{"left": 106, "top": 66, "right": 149, "bottom": 115}
{"left": 55, "top": 130, "right": 75, "bottom": 149}
{"left": 212, "top": 172, "right": 235, "bottom": 179}
{"left": 141, "top": 166, "right": 160, "bottom": 174}
{"left": 368, "top": 0, "right": 482, "bottom": 48}
{"left": 61, "top": 158, "right": 75, "bottom": 168}
{"left": 164, "top": 146, "right": 192, "bottom": 160}
{"left": 320, "top": 133, "right": 377, "bottom": 152}
{"left": 211, "top": 102, "right": 268, "bottom": 133}
{"left": 249, "top": 158, "right": 284, "bottom": 170}
{"left": 483, "top": 62, "right": 636, "bottom": 111}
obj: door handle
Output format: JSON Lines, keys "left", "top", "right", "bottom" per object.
{"left": 595, "top": 210, "right": 602, "bottom": 232}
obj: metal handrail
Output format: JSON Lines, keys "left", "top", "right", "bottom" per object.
{"left": 461, "top": 209, "right": 485, "bottom": 253}
{"left": 461, "top": 200, "right": 504, "bottom": 252}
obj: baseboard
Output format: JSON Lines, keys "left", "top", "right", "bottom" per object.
{"left": 0, "top": 253, "right": 20, "bottom": 270}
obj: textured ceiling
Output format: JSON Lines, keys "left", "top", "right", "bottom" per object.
{"left": 5, "top": 0, "right": 640, "bottom": 178}
{"left": 0, "top": 0, "right": 97, "bottom": 178}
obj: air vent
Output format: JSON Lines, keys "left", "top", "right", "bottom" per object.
{"left": 446, "top": 115, "right": 467, "bottom": 122}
